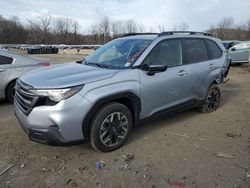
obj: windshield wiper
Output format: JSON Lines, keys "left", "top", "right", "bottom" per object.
{"left": 76, "top": 59, "right": 84, "bottom": 64}
{"left": 86, "top": 62, "right": 108, "bottom": 68}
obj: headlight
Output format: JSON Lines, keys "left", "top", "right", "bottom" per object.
{"left": 30, "top": 85, "right": 84, "bottom": 102}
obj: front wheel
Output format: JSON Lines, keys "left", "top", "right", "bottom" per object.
{"left": 199, "top": 85, "right": 221, "bottom": 113}
{"left": 90, "top": 102, "right": 133, "bottom": 152}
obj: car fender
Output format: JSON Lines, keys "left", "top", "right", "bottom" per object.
{"left": 80, "top": 71, "right": 141, "bottom": 139}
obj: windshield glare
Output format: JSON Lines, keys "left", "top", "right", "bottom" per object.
{"left": 85, "top": 39, "right": 152, "bottom": 68}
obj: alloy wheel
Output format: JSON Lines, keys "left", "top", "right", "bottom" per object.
{"left": 206, "top": 88, "right": 220, "bottom": 112}
{"left": 99, "top": 112, "right": 128, "bottom": 147}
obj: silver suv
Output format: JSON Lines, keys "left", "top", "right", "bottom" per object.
{"left": 14, "top": 32, "right": 230, "bottom": 152}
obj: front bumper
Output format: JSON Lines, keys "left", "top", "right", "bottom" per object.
{"left": 14, "top": 93, "right": 92, "bottom": 145}
{"left": 15, "top": 112, "right": 85, "bottom": 145}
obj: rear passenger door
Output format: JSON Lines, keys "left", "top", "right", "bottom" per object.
{"left": 139, "top": 39, "right": 190, "bottom": 119}
{"left": 0, "top": 55, "right": 13, "bottom": 90}
{"left": 181, "top": 38, "right": 222, "bottom": 99}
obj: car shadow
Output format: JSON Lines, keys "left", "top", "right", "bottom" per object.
{"left": 128, "top": 81, "right": 240, "bottom": 144}
{"left": 0, "top": 100, "right": 12, "bottom": 106}
{"left": 220, "top": 82, "right": 240, "bottom": 107}
{"left": 128, "top": 109, "right": 198, "bottom": 144}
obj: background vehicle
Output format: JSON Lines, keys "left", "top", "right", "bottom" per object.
{"left": 228, "top": 41, "right": 250, "bottom": 64}
{"left": 14, "top": 32, "right": 230, "bottom": 152}
{"left": 0, "top": 50, "right": 50, "bottom": 102}
{"left": 222, "top": 40, "right": 239, "bottom": 50}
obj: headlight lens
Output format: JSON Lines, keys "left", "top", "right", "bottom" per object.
{"left": 30, "top": 85, "right": 84, "bottom": 102}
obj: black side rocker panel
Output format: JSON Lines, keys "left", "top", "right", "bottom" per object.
{"left": 139, "top": 99, "right": 205, "bottom": 124}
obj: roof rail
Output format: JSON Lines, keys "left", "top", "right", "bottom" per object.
{"left": 120, "top": 33, "right": 159, "bottom": 38}
{"left": 158, "top": 31, "right": 212, "bottom": 37}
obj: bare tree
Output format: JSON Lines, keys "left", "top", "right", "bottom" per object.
{"left": 0, "top": 15, "right": 27, "bottom": 44}
{"left": 27, "top": 20, "right": 43, "bottom": 43}
{"left": 124, "top": 19, "right": 138, "bottom": 33}
{"left": 71, "top": 19, "right": 80, "bottom": 43}
{"left": 247, "top": 18, "right": 250, "bottom": 39}
{"left": 98, "top": 17, "right": 111, "bottom": 43}
{"left": 54, "top": 17, "right": 72, "bottom": 34}
{"left": 111, "top": 20, "right": 124, "bottom": 37}
{"left": 172, "top": 22, "right": 189, "bottom": 31}
{"left": 217, "top": 17, "right": 234, "bottom": 39}
{"left": 158, "top": 25, "right": 165, "bottom": 32}
{"left": 27, "top": 13, "right": 52, "bottom": 43}
{"left": 137, "top": 23, "right": 145, "bottom": 32}
{"left": 10, "top": 15, "right": 21, "bottom": 25}
{"left": 218, "top": 17, "right": 234, "bottom": 29}
{"left": 38, "top": 13, "right": 52, "bottom": 34}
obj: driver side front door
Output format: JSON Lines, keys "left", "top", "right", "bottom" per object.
{"left": 139, "top": 39, "right": 190, "bottom": 119}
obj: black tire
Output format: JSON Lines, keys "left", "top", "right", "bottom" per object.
{"left": 90, "top": 102, "right": 133, "bottom": 152}
{"left": 199, "top": 85, "right": 221, "bottom": 113}
{"left": 6, "top": 81, "right": 16, "bottom": 103}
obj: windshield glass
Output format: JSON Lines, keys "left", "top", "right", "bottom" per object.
{"left": 85, "top": 38, "right": 152, "bottom": 68}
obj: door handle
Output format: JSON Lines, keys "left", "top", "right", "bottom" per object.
{"left": 178, "top": 70, "right": 187, "bottom": 76}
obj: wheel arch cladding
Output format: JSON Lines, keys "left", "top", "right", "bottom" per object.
{"left": 82, "top": 92, "right": 141, "bottom": 139}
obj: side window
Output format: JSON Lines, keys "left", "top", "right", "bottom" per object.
{"left": 205, "top": 40, "right": 222, "bottom": 59}
{"left": 182, "top": 39, "right": 208, "bottom": 64}
{"left": 148, "top": 39, "right": 182, "bottom": 67}
{"left": 0, "top": 55, "right": 13, "bottom": 65}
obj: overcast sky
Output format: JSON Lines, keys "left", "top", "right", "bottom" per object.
{"left": 0, "top": 0, "right": 249, "bottom": 33}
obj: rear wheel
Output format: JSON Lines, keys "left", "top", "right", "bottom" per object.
{"left": 6, "top": 81, "right": 16, "bottom": 103}
{"left": 199, "top": 85, "right": 221, "bottom": 113}
{"left": 90, "top": 102, "right": 132, "bottom": 152}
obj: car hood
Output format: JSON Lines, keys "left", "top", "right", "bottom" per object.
{"left": 20, "top": 62, "right": 119, "bottom": 89}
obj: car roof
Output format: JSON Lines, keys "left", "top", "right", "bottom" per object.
{"left": 119, "top": 32, "right": 219, "bottom": 41}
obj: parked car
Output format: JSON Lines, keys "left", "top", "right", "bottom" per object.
{"left": 222, "top": 40, "right": 239, "bottom": 50}
{"left": 228, "top": 41, "right": 250, "bottom": 64}
{"left": 0, "top": 50, "right": 50, "bottom": 103}
{"left": 14, "top": 32, "right": 230, "bottom": 152}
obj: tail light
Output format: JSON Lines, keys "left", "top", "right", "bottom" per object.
{"left": 39, "top": 62, "right": 50, "bottom": 67}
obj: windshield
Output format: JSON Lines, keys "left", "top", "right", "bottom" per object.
{"left": 85, "top": 38, "right": 152, "bottom": 68}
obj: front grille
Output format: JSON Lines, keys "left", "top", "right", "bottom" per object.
{"left": 15, "top": 80, "right": 38, "bottom": 116}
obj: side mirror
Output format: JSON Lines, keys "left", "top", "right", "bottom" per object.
{"left": 141, "top": 64, "right": 167, "bottom": 75}
{"left": 230, "top": 47, "right": 236, "bottom": 51}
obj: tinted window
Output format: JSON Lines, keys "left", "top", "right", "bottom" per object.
{"left": 206, "top": 40, "right": 222, "bottom": 59}
{"left": 0, "top": 55, "right": 13, "bottom": 65}
{"left": 182, "top": 39, "right": 208, "bottom": 64}
{"left": 148, "top": 39, "right": 182, "bottom": 67}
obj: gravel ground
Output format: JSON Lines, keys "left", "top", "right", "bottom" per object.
{"left": 0, "top": 55, "right": 249, "bottom": 188}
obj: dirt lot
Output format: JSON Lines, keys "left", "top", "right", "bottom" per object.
{"left": 0, "top": 54, "right": 250, "bottom": 188}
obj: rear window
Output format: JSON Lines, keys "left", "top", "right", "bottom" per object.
{"left": 182, "top": 39, "right": 208, "bottom": 64}
{"left": 205, "top": 40, "right": 222, "bottom": 59}
{"left": 0, "top": 55, "right": 13, "bottom": 65}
